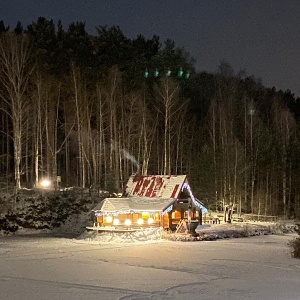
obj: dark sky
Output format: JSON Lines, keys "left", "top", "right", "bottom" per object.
{"left": 2, "top": 0, "right": 300, "bottom": 97}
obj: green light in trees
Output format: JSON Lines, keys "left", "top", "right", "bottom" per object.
{"left": 178, "top": 67, "right": 183, "bottom": 77}
{"left": 154, "top": 68, "right": 159, "bottom": 77}
{"left": 185, "top": 72, "right": 190, "bottom": 79}
{"left": 166, "top": 69, "right": 171, "bottom": 76}
{"left": 144, "top": 69, "right": 149, "bottom": 78}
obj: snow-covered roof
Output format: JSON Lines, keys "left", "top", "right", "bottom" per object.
{"left": 92, "top": 197, "right": 174, "bottom": 215}
{"left": 125, "top": 174, "right": 187, "bottom": 198}
{"left": 91, "top": 174, "right": 208, "bottom": 215}
{"left": 192, "top": 198, "right": 208, "bottom": 214}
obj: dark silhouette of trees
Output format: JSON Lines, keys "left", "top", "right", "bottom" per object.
{"left": 0, "top": 18, "right": 299, "bottom": 218}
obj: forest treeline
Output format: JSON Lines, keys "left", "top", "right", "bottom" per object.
{"left": 0, "top": 17, "right": 299, "bottom": 217}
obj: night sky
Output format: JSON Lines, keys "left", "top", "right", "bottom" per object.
{"left": 2, "top": 0, "right": 300, "bottom": 97}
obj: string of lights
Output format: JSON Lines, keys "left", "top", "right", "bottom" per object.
{"left": 144, "top": 67, "right": 190, "bottom": 79}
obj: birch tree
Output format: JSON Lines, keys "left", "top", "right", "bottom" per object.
{"left": 0, "top": 32, "right": 34, "bottom": 188}
{"left": 272, "top": 99, "right": 296, "bottom": 217}
{"left": 155, "top": 77, "right": 185, "bottom": 175}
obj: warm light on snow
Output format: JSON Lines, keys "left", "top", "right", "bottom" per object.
{"left": 0, "top": 232, "right": 298, "bottom": 300}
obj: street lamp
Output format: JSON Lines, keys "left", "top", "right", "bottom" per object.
{"left": 40, "top": 179, "right": 51, "bottom": 189}
{"left": 39, "top": 179, "right": 51, "bottom": 200}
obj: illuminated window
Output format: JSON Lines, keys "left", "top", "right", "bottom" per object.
{"left": 142, "top": 212, "right": 150, "bottom": 219}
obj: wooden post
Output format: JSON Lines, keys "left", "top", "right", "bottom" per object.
{"left": 168, "top": 212, "right": 172, "bottom": 230}
{"left": 228, "top": 208, "right": 232, "bottom": 223}
{"left": 199, "top": 208, "right": 202, "bottom": 225}
{"left": 224, "top": 206, "right": 228, "bottom": 222}
{"left": 180, "top": 208, "right": 184, "bottom": 220}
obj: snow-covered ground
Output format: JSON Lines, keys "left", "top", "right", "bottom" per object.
{"left": 1, "top": 230, "right": 299, "bottom": 300}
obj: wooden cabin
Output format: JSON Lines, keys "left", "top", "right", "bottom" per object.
{"left": 90, "top": 174, "right": 208, "bottom": 233}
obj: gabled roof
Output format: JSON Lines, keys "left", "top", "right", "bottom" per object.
{"left": 191, "top": 198, "right": 208, "bottom": 214}
{"left": 125, "top": 174, "right": 187, "bottom": 198}
{"left": 92, "top": 197, "right": 174, "bottom": 215}
{"left": 91, "top": 174, "right": 208, "bottom": 215}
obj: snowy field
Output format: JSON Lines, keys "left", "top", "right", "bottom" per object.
{"left": 1, "top": 232, "right": 300, "bottom": 300}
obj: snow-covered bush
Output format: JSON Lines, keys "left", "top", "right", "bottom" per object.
{"left": 0, "top": 190, "right": 100, "bottom": 235}
{"left": 289, "top": 222, "right": 300, "bottom": 259}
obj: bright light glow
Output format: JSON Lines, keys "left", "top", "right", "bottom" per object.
{"left": 106, "top": 216, "right": 113, "bottom": 223}
{"left": 137, "top": 218, "right": 144, "bottom": 225}
{"left": 113, "top": 219, "right": 119, "bottom": 226}
{"left": 40, "top": 179, "right": 51, "bottom": 188}
{"left": 148, "top": 217, "right": 154, "bottom": 224}
{"left": 124, "top": 219, "right": 132, "bottom": 226}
